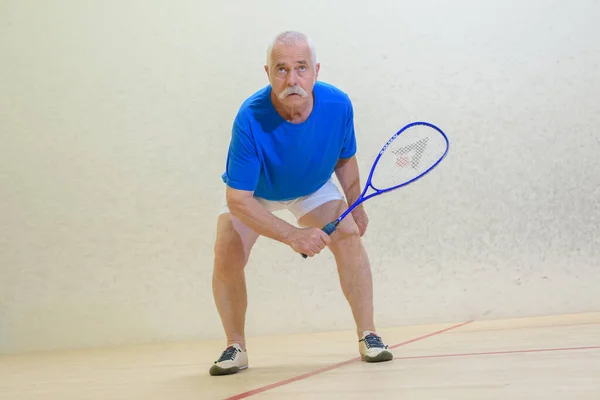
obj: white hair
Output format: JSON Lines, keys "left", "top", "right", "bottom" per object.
{"left": 266, "top": 31, "right": 317, "bottom": 68}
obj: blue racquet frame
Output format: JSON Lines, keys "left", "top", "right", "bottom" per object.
{"left": 301, "top": 121, "right": 449, "bottom": 258}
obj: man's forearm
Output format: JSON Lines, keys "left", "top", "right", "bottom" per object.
{"left": 227, "top": 192, "right": 296, "bottom": 244}
{"left": 334, "top": 156, "right": 363, "bottom": 207}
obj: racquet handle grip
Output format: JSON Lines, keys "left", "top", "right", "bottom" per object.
{"left": 301, "top": 222, "right": 338, "bottom": 259}
{"left": 321, "top": 222, "right": 338, "bottom": 235}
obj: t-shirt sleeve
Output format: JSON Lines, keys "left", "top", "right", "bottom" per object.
{"left": 339, "top": 99, "right": 357, "bottom": 159}
{"left": 223, "top": 116, "right": 261, "bottom": 192}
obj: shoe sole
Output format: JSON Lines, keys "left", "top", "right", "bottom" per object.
{"left": 361, "top": 350, "right": 394, "bottom": 363}
{"left": 209, "top": 364, "right": 248, "bottom": 376}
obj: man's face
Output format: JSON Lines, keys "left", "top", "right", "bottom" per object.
{"left": 265, "top": 41, "right": 320, "bottom": 107}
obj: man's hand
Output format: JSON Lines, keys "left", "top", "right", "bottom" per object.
{"left": 351, "top": 205, "right": 369, "bottom": 236}
{"left": 286, "top": 227, "right": 331, "bottom": 257}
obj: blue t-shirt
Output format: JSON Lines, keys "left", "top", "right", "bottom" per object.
{"left": 221, "top": 81, "right": 357, "bottom": 201}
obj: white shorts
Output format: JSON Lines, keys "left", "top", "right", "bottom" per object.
{"left": 219, "top": 179, "right": 345, "bottom": 221}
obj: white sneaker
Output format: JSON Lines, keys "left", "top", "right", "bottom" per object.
{"left": 209, "top": 343, "right": 248, "bottom": 376}
{"left": 359, "top": 331, "right": 393, "bottom": 362}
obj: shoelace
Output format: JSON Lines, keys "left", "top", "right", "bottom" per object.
{"left": 216, "top": 346, "right": 238, "bottom": 363}
{"left": 362, "top": 334, "right": 387, "bottom": 349}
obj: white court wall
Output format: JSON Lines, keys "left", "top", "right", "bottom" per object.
{"left": 1, "top": 0, "right": 599, "bottom": 354}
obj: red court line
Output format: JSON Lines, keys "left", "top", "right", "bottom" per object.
{"left": 395, "top": 345, "right": 600, "bottom": 360}
{"left": 224, "top": 320, "right": 472, "bottom": 400}
{"left": 443, "top": 321, "right": 600, "bottom": 335}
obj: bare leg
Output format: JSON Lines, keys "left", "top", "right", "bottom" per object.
{"left": 299, "top": 200, "right": 376, "bottom": 338}
{"left": 212, "top": 213, "right": 259, "bottom": 350}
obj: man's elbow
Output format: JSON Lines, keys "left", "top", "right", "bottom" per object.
{"left": 225, "top": 187, "right": 254, "bottom": 214}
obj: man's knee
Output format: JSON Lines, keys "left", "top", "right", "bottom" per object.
{"left": 214, "top": 238, "right": 247, "bottom": 270}
{"left": 330, "top": 215, "right": 360, "bottom": 246}
{"left": 213, "top": 214, "right": 256, "bottom": 271}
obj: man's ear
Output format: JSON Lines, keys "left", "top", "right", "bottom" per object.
{"left": 314, "top": 62, "right": 320, "bottom": 82}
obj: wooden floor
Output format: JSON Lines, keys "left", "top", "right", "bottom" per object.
{"left": 1, "top": 312, "right": 599, "bottom": 399}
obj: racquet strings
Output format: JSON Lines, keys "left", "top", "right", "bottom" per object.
{"left": 370, "top": 124, "right": 447, "bottom": 190}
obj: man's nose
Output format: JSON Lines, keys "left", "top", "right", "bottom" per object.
{"left": 286, "top": 69, "right": 297, "bottom": 85}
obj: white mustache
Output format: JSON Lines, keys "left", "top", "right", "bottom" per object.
{"left": 278, "top": 86, "right": 307, "bottom": 99}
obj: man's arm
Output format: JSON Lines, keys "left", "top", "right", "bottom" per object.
{"left": 226, "top": 186, "right": 331, "bottom": 256}
{"left": 334, "top": 155, "right": 363, "bottom": 208}
{"left": 226, "top": 186, "right": 296, "bottom": 244}
{"left": 334, "top": 155, "right": 369, "bottom": 236}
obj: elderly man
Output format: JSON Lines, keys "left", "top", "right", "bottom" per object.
{"left": 209, "top": 31, "right": 393, "bottom": 376}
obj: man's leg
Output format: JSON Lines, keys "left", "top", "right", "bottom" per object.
{"left": 210, "top": 212, "right": 260, "bottom": 375}
{"left": 297, "top": 198, "right": 393, "bottom": 362}
{"left": 298, "top": 200, "right": 375, "bottom": 334}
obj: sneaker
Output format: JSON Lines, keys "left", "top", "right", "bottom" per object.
{"left": 359, "top": 331, "right": 393, "bottom": 362}
{"left": 209, "top": 343, "right": 248, "bottom": 376}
